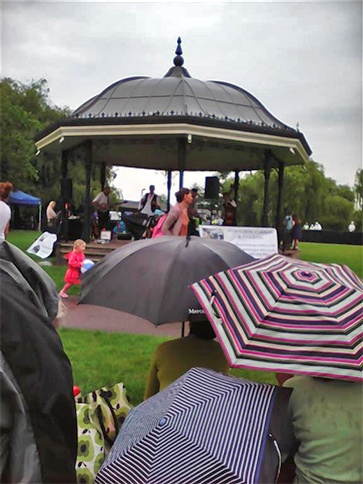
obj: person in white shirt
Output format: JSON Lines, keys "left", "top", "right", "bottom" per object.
{"left": 46, "top": 200, "right": 58, "bottom": 230}
{"left": 139, "top": 185, "right": 160, "bottom": 216}
{"left": 348, "top": 221, "right": 356, "bottom": 232}
{"left": 0, "top": 182, "right": 13, "bottom": 242}
{"left": 92, "top": 186, "right": 111, "bottom": 232}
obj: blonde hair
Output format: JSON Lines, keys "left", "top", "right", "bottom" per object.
{"left": 73, "top": 239, "right": 86, "bottom": 249}
{"left": 0, "top": 181, "right": 14, "bottom": 200}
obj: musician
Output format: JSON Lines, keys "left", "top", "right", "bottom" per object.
{"left": 222, "top": 184, "right": 237, "bottom": 226}
{"left": 139, "top": 185, "right": 160, "bottom": 216}
{"left": 92, "top": 186, "right": 111, "bottom": 232}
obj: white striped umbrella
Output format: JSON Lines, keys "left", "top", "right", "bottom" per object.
{"left": 95, "top": 368, "right": 292, "bottom": 484}
{"left": 191, "top": 254, "right": 363, "bottom": 382}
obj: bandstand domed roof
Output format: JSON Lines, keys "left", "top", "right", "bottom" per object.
{"left": 73, "top": 38, "right": 290, "bottom": 131}
{"left": 35, "top": 38, "right": 311, "bottom": 172}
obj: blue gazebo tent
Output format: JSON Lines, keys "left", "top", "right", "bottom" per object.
{"left": 8, "top": 190, "right": 42, "bottom": 230}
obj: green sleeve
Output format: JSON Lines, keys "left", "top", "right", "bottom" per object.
{"left": 144, "top": 349, "right": 160, "bottom": 400}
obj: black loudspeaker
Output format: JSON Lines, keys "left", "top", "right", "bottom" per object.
{"left": 61, "top": 178, "right": 73, "bottom": 201}
{"left": 205, "top": 176, "right": 219, "bottom": 199}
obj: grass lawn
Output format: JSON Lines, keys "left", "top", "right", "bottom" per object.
{"left": 299, "top": 242, "right": 363, "bottom": 279}
{"left": 6, "top": 230, "right": 363, "bottom": 406}
{"left": 59, "top": 328, "right": 277, "bottom": 406}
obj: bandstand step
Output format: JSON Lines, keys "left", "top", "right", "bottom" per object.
{"left": 56, "top": 239, "right": 133, "bottom": 264}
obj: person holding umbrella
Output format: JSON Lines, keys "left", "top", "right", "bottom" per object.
{"left": 191, "top": 254, "right": 363, "bottom": 484}
{"left": 144, "top": 313, "right": 229, "bottom": 399}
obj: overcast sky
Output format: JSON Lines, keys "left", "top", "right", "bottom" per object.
{"left": 2, "top": 0, "right": 362, "bottom": 201}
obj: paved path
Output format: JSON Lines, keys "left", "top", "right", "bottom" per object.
{"left": 61, "top": 296, "right": 182, "bottom": 338}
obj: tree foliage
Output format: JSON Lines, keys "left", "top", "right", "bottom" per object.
{"left": 217, "top": 160, "right": 358, "bottom": 231}
{"left": 0, "top": 77, "right": 113, "bottom": 209}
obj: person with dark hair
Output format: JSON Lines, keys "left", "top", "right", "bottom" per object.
{"left": 92, "top": 186, "right": 111, "bottom": 232}
{"left": 281, "top": 209, "right": 294, "bottom": 252}
{"left": 188, "top": 188, "right": 201, "bottom": 236}
{"left": 162, "top": 187, "right": 193, "bottom": 236}
{"left": 144, "top": 315, "right": 229, "bottom": 399}
{"left": 139, "top": 185, "right": 160, "bottom": 216}
{"left": 291, "top": 213, "right": 302, "bottom": 250}
{"left": 221, "top": 184, "right": 237, "bottom": 226}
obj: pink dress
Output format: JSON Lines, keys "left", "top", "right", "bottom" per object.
{"left": 64, "top": 251, "right": 85, "bottom": 285}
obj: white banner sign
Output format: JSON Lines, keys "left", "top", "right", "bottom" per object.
{"left": 27, "top": 232, "right": 58, "bottom": 259}
{"left": 199, "top": 225, "right": 278, "bottom": 259}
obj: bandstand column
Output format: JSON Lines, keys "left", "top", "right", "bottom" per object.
{"left": 275, "top": 161, "right": 285, "bottom": 229}
{"left": 233, "top": 170, "right": 239, "bottom": 225}
{"left": 100, "top": 162, "right": 106, "bottom": 190}
{"left": 178, "top": 138, "right": 186, "bottom": 189}
{"left": 167, "top": 170, "right": 172, "bottom": 211}
{"left": 84, "top": 140, "right": 93, "bottom": 243}
{"left": 261, "top": 150, "right": 272, "bottom": 227}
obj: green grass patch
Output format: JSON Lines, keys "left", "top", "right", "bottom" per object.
{"left": 299, "top": 242, "right": 363, "bottom": 279}
{"left": 59, "top": 328, "right": 169, "bottom": 405}
{"left": 59, "top": 328, "right": 276, "bottom": 406}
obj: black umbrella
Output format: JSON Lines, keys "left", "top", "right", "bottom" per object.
{"left": 122, "top": 212, "right": 151, "bottom": 240}
{"left": 0, "top": 240, "right": 59, "bottom": 320}
{"left": 79, "top": 236, "right": 254, "bottom": 326}
{"left": 0, "top": 254, "right": 77, "bottom": 483}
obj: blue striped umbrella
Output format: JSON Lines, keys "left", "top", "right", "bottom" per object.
{"left": 191, "top": 254, "right": 363, "bottom": 381}
{"left": 95, "top": 368, "right": 292, "bottom": 484}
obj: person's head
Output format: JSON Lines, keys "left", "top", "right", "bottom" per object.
{"left": 188, "top": 314, "right": 216, "bottom": 340}
{"left": 103, "top": 186, "right": 111, "bottom": 196}
{"left": 73, "top": 239, "right": 86, "bottom": 252}
{"left": 48, "top": 200, "right": 56, "bottom": 209}
{"left": 0, "top": 181, "right": 13, "bottom": 201}
{"left": 175, "top": 187, "right": 192, "bottom": 204}
{"left": 189, "top": 320, "right": 216, "bottom": 340}
{"left": 191, "top": 188, "right": 198, "bottom": 199}
{"left": 149, "top": 185, "right": 155, "bottom": 193}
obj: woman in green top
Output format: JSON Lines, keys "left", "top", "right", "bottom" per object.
{"left": 144, "top": 318, "right": 229, "bottom": 400}
{"left": 283, "top": 375, "right": 362, "bottom": 483}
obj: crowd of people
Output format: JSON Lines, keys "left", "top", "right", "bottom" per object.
{"left": 1, "top": 237, "right": 361, "bottom": 482}
{"left": 1, "top": 181, "right": 362, "bottom": 483}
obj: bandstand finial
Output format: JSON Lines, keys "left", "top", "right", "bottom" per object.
{"left": 173, "top": 37, "right": 184, "bottom": 67}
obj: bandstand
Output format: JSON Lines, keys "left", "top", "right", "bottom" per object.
{"left": 35, "top": 38, "right": 312, "bottom": 242}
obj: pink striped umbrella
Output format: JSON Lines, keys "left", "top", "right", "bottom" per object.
{"left": 191, "top": 254, "right": 363, "bottom": 382}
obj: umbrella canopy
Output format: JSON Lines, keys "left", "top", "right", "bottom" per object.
{"left": 0, "top": 240, "right": 59, "bottom": 320}
{"left": 0, "top": 253, "right": 77, "bottom": 482}
{"left": 191, "top": 254, "right": 363, "bottom": 382}
{"left": 79, "top": 236, "right": 254, "bottom": 325}
{"left": 95, "top": 367, "right": 293, "bottom": 484}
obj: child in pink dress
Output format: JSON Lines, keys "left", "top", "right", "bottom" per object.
{"left": 59, "top": 239, "right": 86, "bottom": 298}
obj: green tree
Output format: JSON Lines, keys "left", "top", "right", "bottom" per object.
{"left": 0, "top": 77, "right": 114, "bottom": 209}
{"left": 319, "top": 195, "right": 354, "bottom": 231}
{"left": 354, "top": 169, "right": 363, "bottom": 210}
{"left": 0, "top": 77, "right": 69, "bottom": 190}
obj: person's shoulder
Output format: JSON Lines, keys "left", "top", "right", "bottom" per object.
{"left": 155, "top": 337, "right": 183, "bottom": 353}
{"left": 283, "top": 375, "right": 310, "bottom": 389}
{"left": 170, "top": 205, "right": 181, "bottom": 214}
